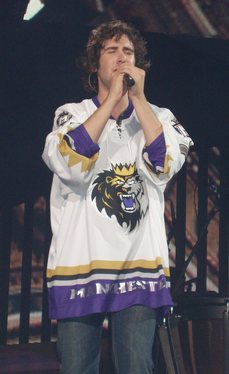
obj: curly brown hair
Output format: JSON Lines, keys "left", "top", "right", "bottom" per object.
{"left": 82, "top": 20, "right": 151, "bottom": 93}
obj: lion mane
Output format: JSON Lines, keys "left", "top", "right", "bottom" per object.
{"left": 91, "top": 163, "right": 148, "bottom": 232}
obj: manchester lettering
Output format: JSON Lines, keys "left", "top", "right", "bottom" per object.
{"left": 69, "top": 279, "right": 166, "bottom": 300}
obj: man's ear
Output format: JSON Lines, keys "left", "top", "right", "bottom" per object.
{"left": 90, "top": 66, "right": 97, "bottom": 73}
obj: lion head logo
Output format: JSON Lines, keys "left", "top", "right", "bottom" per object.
{"left": 91, "top": 163, "right": 148, "bottom": 232}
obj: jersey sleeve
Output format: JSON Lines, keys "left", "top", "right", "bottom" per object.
{"left": 144, "top": 132, "right": 166, "bottom": 172}
{"left": 141, "top": 106, "right": 193, "bottom": 185}
{"left": 42, "top": 104, "right": 99, "bottom": 186}
{"left": 66, "top": 125, "right": 100, "bottom": 158}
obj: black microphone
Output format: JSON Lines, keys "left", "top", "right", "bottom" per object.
{"left": 124, "top": 74, "right": 135, "bottom": 87}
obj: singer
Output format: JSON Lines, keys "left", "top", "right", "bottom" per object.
{"left": 42, "top": 20, "right": 193, "bottom": 374}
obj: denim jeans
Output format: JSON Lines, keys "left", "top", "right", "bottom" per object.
{"left": 57, "top": 305, "right": 157, "bottom": 374}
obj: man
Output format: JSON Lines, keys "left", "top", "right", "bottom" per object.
{"left": 42, "top": 20, "right": 193, "bottom": 374}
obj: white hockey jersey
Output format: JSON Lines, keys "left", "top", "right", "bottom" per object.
{"left": 42, "top": 97, "right": 193, "bottom": 320}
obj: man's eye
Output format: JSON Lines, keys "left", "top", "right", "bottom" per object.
{"left": 127, "top": 178, "right": 135, "bottom": 185}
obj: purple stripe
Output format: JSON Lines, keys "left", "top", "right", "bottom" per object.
{"left": 119, "top": 99, "right": 134, "bottom": 119}
{"left": 92, "top": 95, "right": 100, "bottom": 108}
{"left": 68, "top": 124, "right": 100, "bottom": 158}
{"left": 146, "top": 132, "right": 166, "bottom": 168}
{"left": 48, "top": 275, "right": 173, "bottom": 319}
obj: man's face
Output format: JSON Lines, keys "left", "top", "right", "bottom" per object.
{"left": 96, "top": 35, "right": 135, "bottom": 88}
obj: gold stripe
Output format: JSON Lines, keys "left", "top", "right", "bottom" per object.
{"left": 58, "top": 134, "right": 98, "bottom": 172}
{"left": 163, "top": 145, "right": 173, "bottom": 174}
{"left": 47, "top": 258, "right": 170, "bottom": 277}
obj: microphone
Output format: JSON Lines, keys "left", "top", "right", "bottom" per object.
{"left": 124, "top": 74, "right": 135, "bottom": 87}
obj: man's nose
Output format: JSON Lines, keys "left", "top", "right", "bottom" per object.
{"left": 117, "top": 51, "right": 126, "bottom": 63}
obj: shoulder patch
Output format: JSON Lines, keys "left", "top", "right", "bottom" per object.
{"left": 171, "top": 117, "right": 190, "bottom": 137}
{"left": 56, "top": 111, "right": 73, "bottom": 127}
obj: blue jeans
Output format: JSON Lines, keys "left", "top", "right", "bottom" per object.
{"left": 57, "top": 305, "right": 157, "bottom": 374}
